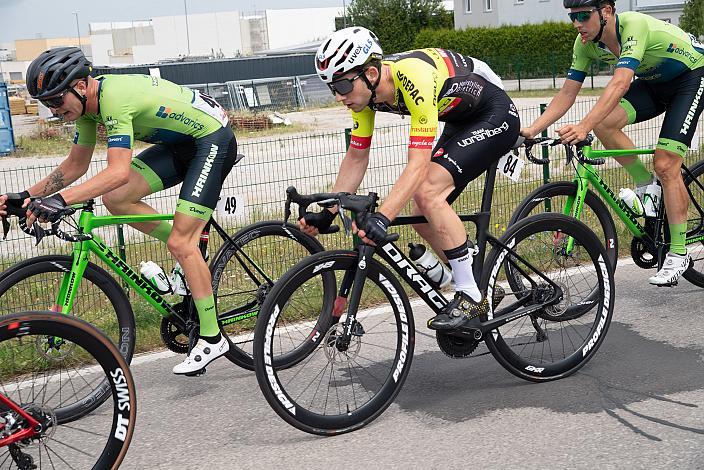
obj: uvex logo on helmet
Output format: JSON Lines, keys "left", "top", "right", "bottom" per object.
{"left": 37, "top": 72, "right": 45, "bottom": 91}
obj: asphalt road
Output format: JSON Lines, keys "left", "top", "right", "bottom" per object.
{"left": 118, "top": 259, "right": 704, "bottom": 469}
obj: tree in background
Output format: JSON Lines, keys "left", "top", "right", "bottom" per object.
{"left": 679, "top": 0, "right": 704, "bottom": 38}
{"left": 344, "top": 0, "right": 453, "bottom": 53}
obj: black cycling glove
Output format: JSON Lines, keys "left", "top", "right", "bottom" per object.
{"left": 303, "top": 208, "right": 336, "bottom": 232}
{"left": 363, "top": 212, "right": 390, "bottom": 245}
{"left": 28, "top": 193, "right": 67, "bottom": 222}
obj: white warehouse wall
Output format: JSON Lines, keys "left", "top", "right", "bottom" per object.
{"left": 265, "top": 7, "right": 342, "bottom": 50}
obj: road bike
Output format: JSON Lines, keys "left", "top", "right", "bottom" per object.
{"left": 0, "top": 311, "right": 136, "bottom": 469}
{"left": 0, "top": 190, "right": 331, "bottom": 420}
{"left": 252, "top": 156, "right": 615, "bottom": 435}
{"left": 511, "top": 135, "right": 704, "bottom": 285}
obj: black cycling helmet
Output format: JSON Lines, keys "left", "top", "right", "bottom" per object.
{"left": 26, "top": 47, "right": 92, "bottom": 99}
{"left": 563, "top": 0, "right": 614, "bottom": 7}
{"left": 564, "top": 0, "right": 616, "bottom": 43}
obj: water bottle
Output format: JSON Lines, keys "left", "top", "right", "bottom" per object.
{"left": 139, "top": 261, "right": 172, "bottom": 294}
{"left": 642, "top": 180, "right": 662, "bottom": 218}
{"left": 619, "top": 188, "right": 644, "bottom": 217}
{"left": 170, "top": 262, "right": 189, "bottom": 296}
{"left": 408, "top": 243, "right": 452, "bottom": 288}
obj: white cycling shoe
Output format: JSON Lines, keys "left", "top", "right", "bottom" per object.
{"left": 173, "top": 336, "right": 229, "bottom": 375}
{"left": 648, "top": 252, "right": 692, "bottom": 287}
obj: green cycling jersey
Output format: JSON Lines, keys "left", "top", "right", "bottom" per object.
{"left": 74, "top": 74, "right": 228, "bottom": 150}
{"left": 568, "top": 11, "right": 704, "bottom": 83}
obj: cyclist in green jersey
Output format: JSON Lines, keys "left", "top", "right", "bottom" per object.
{"left": 521, "top": 0, "right": 704, "bottom": 286}
{"left": 0, "top": 47, "right": 236, "bottom": 374}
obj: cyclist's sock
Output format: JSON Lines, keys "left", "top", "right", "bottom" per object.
{"left": 149, "top": 221, "right": 173, "bottom": 243}
{"left": 623, "top": 159, "right": 653, "bottom": 186}
{"left": 444, "top": 238, "right": 481, "bottom": 303}
{"left": 194, "top": 294, "right": 221, "bottom": 338}
{"left": 669, "top": 222, "right": 687, "bottom": 255}
{"left": 201, "top": 333, "right": 222, "bottom": 344}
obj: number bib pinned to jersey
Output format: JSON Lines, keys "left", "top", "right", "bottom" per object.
{"left": 497, "top": 152, "right": 525, "bottom": 182}
{"left": 192, "top": 90, "right": 229, "bottom": 128}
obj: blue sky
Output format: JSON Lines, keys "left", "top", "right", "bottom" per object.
{"left": 0, "top": 0, "right": 344, "bottom": 43}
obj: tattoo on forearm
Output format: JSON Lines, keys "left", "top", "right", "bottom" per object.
{"left": 42, "top": 169, "right": 66, "bottom": 196}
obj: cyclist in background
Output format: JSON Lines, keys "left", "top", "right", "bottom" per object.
{"left": 0, "top": 47, "right": 236, "bottom": 374}
{"left": 299, "top": 27, "right": 519, "bottom": 331}
{"left": 521, "top": 0, "right": 704, "bottom": 286}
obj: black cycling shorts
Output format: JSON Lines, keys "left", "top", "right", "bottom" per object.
{"left": 431, "top": 93, "right": 521, "bottom": 203}
{"left": 131, "top": 126, "right": 237, "bottom": 221}
{"left": 620, "top": 66, "right": 704, "bottom": 157}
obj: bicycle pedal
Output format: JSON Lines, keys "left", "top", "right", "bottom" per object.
{"left": 183, "top": 367, "right": 207, "bottom": 377}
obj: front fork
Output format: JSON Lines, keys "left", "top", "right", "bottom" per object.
{"left": 558, "top": 169, "right": 590, "bottom": 257}
{"left": 53, "top": 240, "right": 91, "bottom": 314}
{"left": 334, "top": 243, "right": 375, "bottom": 350}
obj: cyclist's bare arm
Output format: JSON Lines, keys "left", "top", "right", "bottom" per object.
{"left": 330, "top": 146, "right": 372, "bottom": 211}
{"left": 376, "top": 147, "right": 431, "bottom": 220}
{"left": 27, "top": 144, "right": 95, "bottom": 198}
{"left": 60, "top": 147, "right": 132, "bottom": 204}
{"left": 522, "top": 79, "right": 582, "bottom": 138}
{"left": 571, "top": 67, "right": 634, "bottom": 132}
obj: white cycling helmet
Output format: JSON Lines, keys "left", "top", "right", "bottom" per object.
{"left": 315, "top": 26, "right": 383, "bottom": 83}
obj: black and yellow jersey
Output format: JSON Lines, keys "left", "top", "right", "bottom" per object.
{"left": 349, "top": 48, "right": 506, "bottom": 150}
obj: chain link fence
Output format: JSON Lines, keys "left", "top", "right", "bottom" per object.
{"left": 0, "top": 97, "right": 702, "bottom": 281}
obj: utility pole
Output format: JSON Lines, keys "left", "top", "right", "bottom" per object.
{"left": 184, "top": 0, "right": 191, "bottom": 56}
{"left": 342, "top": 0, "right": 347, "bottom": 27}
{"left": 73, "top": 12, "right": 82, "bottom": 48}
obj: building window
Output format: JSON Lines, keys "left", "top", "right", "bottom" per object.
{"left": 485, "top": 0, "right": 492, "bottom": 11}
{"left": 465, "top": 0, "right": 471, "bottom": 13}
{"left": 9, "top": 72, "right": 22, "bottom": 81}
{"left": 516, "top": 0, "right": 524, "bottom": 3}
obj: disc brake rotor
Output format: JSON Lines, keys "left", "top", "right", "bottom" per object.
{"left": 323, "top": 323, "right": 361, "bottom": 364}
{"left": 35, "top": 335, "right": 76, "bottom": 363}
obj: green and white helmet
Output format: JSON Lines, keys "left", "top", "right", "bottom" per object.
{"left": 315, "top": 26, "right": 383, "bottom": 83}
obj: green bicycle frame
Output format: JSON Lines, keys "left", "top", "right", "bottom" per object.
{"left": 54, "top": 210, "right": 177, "bottom": 318}
{"left": 560, "top": 145, "right": 653, "bottom": 255}
{"left": 559, "top": 144, "right": 704, "bottom": 254}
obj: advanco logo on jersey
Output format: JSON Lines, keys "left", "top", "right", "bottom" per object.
{"left": 667, "top": 43, "right": 699, "bottom": 64}
{"left": 156, "top": 106, "right": 205, "bottom": 131}
{"left": 396, "top": 71, "right": 424, "bottom": 105}
{"left": 191, "top": 144, "right": 218, "bottom": 197}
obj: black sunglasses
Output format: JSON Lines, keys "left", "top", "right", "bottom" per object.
{"left": 328, "top": 69, "right": 366, "bottom": 96}
{"left": 568, "top": 8, "right": 600, "bottom": 23}
{"left": 40, "top": 86, "right": 82, "bottom": 109}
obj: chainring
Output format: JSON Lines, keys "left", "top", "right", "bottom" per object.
{"left": 436, "top": 332, "right": 479, "bottom": 358}
{"left": 160, "top": 318, "right": 190, "bottom": 354}
{"left": 631, "top": 237, "right": 657, "bottom": 269}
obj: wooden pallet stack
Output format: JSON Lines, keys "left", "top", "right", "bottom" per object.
{"left": 9, "top": 97, "right": 25, "bottom": 115}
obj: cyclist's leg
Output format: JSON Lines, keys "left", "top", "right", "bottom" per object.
{"left": 171, "top": 126, "right": 237, "bottom": 374}
{"left": 422, "top": 99, "right": 520, "bottom": 330}
{"left": 595, "top": 79, "right": 661, "bottom": 184}
{"left": 103, "top": 143, "right": 184, "bottom": 240}
{"left": 649, "top": 69, "right": 704, "bottom": 284}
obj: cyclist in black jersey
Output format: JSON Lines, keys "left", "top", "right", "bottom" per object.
{"left": 522, "top": 0, "right": 704, "bottom": 286}
{"left": 299, "top": 27, "right": 520, "bottom": 331}
{"left": 0, "top": 48, "right": 237, "bottom": 374}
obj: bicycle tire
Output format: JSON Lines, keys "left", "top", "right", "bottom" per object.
{"left": 0, "top": 255, "right": 136, "bottom": 421}
{"left": 510, "top": 181, "right": 619, "bottom": 269}
{"left": 210, "top": 221, "right": 331, "bottom": 370}
{"left": 0, "top": 311, "right": 136, "bottom": 469}
{"left": 482, "top": 213, "right": 614, "bottom": 382}
{"left": 253, "top": 250, "right": 415, "bottom": 435}
{"left": 681, "top": 160, "right": 704, "bottom": 287}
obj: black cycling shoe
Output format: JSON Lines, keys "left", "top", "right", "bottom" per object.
{"left": 427, "top": 291, "right": 490, "bottom": 331}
